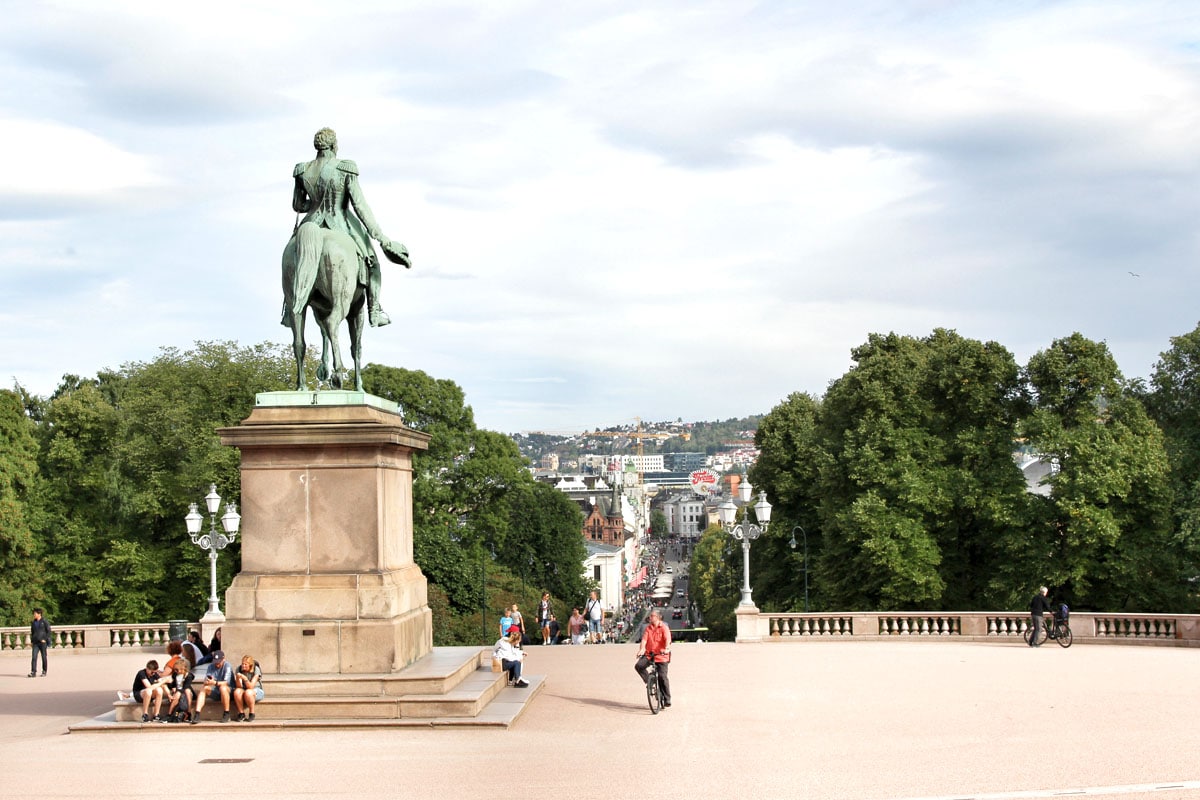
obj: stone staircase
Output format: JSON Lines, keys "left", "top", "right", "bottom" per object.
{"left": 75, "top": 646, "right": 543, "bottom": 731}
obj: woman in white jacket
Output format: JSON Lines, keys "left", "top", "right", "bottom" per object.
{"left": 493, "top": 626, "right": 530, "bottom": 687}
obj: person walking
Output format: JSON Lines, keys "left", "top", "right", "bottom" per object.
{"left": 511, "top": 603, "right": 527, "bottom": 645}
{"left": 28, "top": 608, "right": 50, "bottom": 678}
{"left": 585, "top": 591, "right": 603, "bottom": 643}
{"left": 568, "top": 608, "right": 586, "bottom": 645}
{"left": 1029, "top": 586, "right": 1052, "bottom": 647}
{"left": 538, "top": 592, "right": 552, "bottom": 645}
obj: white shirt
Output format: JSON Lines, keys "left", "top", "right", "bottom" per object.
{"left": 493, "top": 637, "right": 525, "bottom": 662}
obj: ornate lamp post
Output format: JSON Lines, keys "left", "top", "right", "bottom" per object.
{"left": 788, "top": 525, "right": 809, "bottom": 613}
{"left": 716, "top": 479, "right": 771, "bottom": 608}
{"left": 184, "top": 484, "right": 241, "bottom": 623}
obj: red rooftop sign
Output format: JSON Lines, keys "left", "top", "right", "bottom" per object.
{"left": 689, "top": 469, "right": 718, "bottom": 495}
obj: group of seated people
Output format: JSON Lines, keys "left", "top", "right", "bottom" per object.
{"left": 126, "top": 632, "right": 263, "bottom": 724}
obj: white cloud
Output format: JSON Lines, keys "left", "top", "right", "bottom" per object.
{"left": 2, "top": 1, "right": 1199, "bottom": 432}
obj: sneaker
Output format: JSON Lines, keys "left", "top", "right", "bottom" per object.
{"left": 221, "top": 711, "right": 231, "bottom": 723}
{"left": 40, "top": 672, "right": 46, "bottom": 677}
{"left": 116, "top": 691, "right": 126, "bottom": 701}
{"left": 27, "top": 673, "right": 35, "bottom": 678}
{"left": 235, "top": 713, "right": 245, "bottom": 722}
{"left": 246, "top": 713, "right": 255, "bottom": 722}
{"left": 662, "top": 701, "right": 672, "bottom": 708}
{"left": 158, "top": 715, "right": 168, "bottom": 724}
{"left": 189, "top": 715, "right": 200, "bottom": 725}
{"left": 514, "top": 678, "right": 530, "bottom": 688}
{"left": 141, "top": 714, "right": 150, "bottom": 723}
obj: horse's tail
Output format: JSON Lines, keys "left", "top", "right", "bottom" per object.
{"left": 292, "top": 222, "right": 323, "bottom": 319}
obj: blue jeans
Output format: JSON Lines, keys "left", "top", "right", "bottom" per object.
{"left": 502, "top": 659, "right": 522, "bottom": 682}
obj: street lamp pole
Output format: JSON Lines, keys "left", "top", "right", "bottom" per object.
{"left": 788, "top": 525, "right": 809, "bottom": 613}
{"left": 184, "top": 484, "right": 241, "bottom": 623}
{"left": 716, "top": 479, "right": 772, "bottom": 608}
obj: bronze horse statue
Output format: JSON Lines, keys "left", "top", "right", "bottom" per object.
{"left": 282, "top": 223, "right": 372, "bottom": 391}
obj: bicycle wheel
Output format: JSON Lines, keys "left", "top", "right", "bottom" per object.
{"left": 1055, "top": 623, "right": 1073, "bottom": 648}
{"left": 646, "top": 670, "right": 661, "bottom": 714}
{"left": 1022, "top": 625, "right": 1036, "bottom": 646}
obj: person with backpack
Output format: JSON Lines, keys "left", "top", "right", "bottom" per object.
{"left": 585, "top": 591, "right": 603, "bottom": 643}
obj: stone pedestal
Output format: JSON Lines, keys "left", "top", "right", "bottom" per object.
{"left": 217, "top": 393, "right": 432, "bottom": 675}
{"left": 735, "top": 603, "right": 764, "bottom": 643}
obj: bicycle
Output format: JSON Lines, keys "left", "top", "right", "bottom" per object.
{"left": 640, "top": 651, "right": 667, "bottom": 714}
{"left": 1023, "top": 614, "right": 1073, "bottom": 648}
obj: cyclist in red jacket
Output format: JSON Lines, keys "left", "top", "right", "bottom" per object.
{"left": 636, "top": 609, "right": 673, "bottom": 707}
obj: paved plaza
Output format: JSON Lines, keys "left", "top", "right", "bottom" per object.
{"left": 2, "top": 639, "right": 1198, "bottom": 800}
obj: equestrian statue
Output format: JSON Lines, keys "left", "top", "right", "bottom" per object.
{"left": 281, "top": 127, "right": 410, "bottom": 390}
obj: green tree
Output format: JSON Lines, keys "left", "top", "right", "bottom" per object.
{"left": 0, "top": 389, "right": 43, "bottom": 624}
{"left": 649, "top": 509, "right": 668, "bottom": 540}
{"left": 814, "top": 330, "right": 1028, "bottom": 610}
{"left": 689, "top": 523, "right": 739, "bottom": 640}
{"left": 748, "top": 392, "right": 825, "bottom": 611}
{"left": 32, "top": 342, "right": 293, "bottom": 623}
{"left": 499, "top": 479, "right": 588, "bottom": 606}
{"left": 1145, "top": 324, "right": 1200, "bottom": 576}
{"left": 1022, "top": 333, "right": 1189, "bottom": 610}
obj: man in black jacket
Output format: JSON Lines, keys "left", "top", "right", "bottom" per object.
{"left": 1029, "top": 587, "right": 1052, "bottom": 647}
{"left": 28, "top": 608, "right": 50, "bottom": 677}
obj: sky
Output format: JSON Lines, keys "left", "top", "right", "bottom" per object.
{"left": 2, "top": 1, "right": 1199, "bottom": 434}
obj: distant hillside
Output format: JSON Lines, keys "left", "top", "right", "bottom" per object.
{"left": 511, "top": 416, "right": 762, "bottom": 465}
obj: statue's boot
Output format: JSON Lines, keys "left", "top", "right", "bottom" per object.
{"left": 367, "top": 263, "right": 390, "bottom": 326}
{"left": 369, "top": 305, "right": 391, "bottom": 327}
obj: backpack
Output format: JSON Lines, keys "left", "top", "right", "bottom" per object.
{"left": 1057, "top": 603, "right": 1069, "bottom": 620}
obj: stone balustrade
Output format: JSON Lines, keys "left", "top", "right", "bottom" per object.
{"left": 743, "top": 611, "right": 1200, "bottom": 646}
{"left": 0, "top": 622, "right": 187, "bottom": 655}
{"left": 6, "top": 614, "right": 1198, "bottom": 650}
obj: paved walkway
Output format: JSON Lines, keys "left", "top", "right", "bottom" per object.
{"left": 2, "top": 640, "right": 1198, "bottom": 800}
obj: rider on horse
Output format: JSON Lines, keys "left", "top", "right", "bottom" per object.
{"left": 282, "top": 127, "right": 406, "bottom": 328}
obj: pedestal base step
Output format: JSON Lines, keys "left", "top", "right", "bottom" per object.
{"left": 84, "top": 647, "right": 543, "bottom": 730}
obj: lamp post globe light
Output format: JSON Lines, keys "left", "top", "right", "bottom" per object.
{"left": 184, "top": 483, "right": 241, "bottom": 624}
{"left": 716, "top": 478, "right": 771, "bottom": 608}
{"left": 788, "top": 525, "right": 809, "bottom": 613}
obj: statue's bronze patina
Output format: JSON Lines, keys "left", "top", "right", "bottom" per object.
{"left": 281, "top": 128, "right": 410, "bottom": 390}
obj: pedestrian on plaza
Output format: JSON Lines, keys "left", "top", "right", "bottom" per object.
{"left": 547, "top": 614, "right": 561, "bottom": 645}
{"left": 492, "top": 625, "right": 529, "bottom": 687}
{"left": 635, "top": 609, "right": 673, "bottom": 708}
{"left": 1029, "top": 586, "right": 1052, "bottom": 647}
{"left": 538, "top": 592, "right": 552, "bottom": 645}
{"left": 568, "top": 608, "right": 586, "bottom": 645}
{"left": 27, "top": 608, "right": 50, "bottom": 678}
{"left": 585, "top": 591, "right": 603, "bottom": 643}
{"left": 499, "top": 606, "right": 514, "bottom": 639}
{"left": 191, "top": 650, "right": 235, "bottom": 723}
{"left": 511, "top": 603, "right": 527, "bottom": 645}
